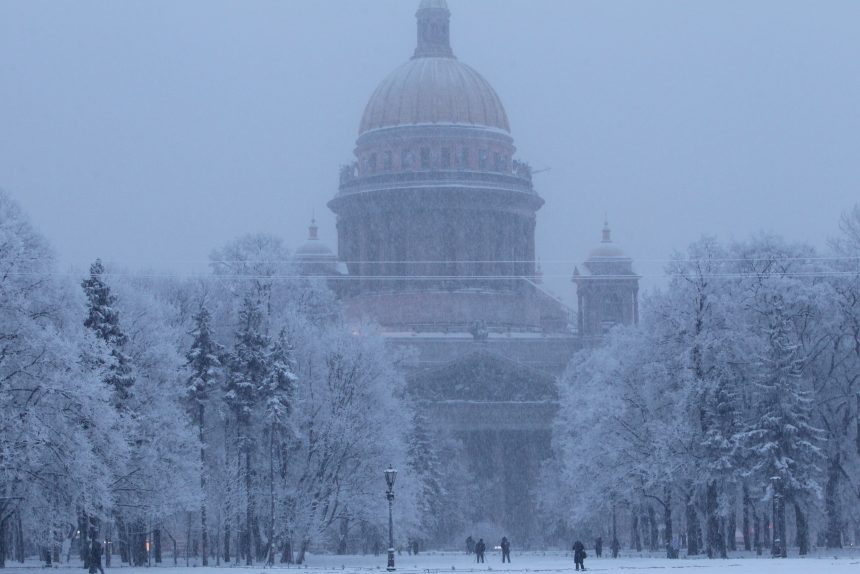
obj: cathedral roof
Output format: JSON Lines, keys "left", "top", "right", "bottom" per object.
{"left": 358, "top": 1, "right": 510, "bottom": 135}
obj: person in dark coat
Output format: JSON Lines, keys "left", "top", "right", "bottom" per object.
{"left": 572, "top": 540, "right": 586, "bottom": 571}
{"left": 500, "top": 536, "right": 511, "bottom": 563}
{"left": 594, "top": 537, "right": 603, "bottom": 558}
{"left": 466, "top": 536, "right": 475, "bottom": 554}
{"left": 610, "top": 537, "right": 620, "bottom": 559}
{"left": 89, "top": 541, "right": 104, "bottom": 574}
{"left": 475, "top": 538, "right": 486, "bottom": 563}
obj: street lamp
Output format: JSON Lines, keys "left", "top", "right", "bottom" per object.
{"left": 385, "top": 466, "right": 397, "bottom": 572}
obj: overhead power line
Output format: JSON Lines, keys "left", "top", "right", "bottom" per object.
{"left": 2, "top": 271, "right": 859, "bottom": 281}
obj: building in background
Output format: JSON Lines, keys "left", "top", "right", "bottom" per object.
{"left": 302, "top": 0, "right": 640, "bottom": 544}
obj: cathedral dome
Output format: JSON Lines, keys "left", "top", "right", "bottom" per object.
{"left": 587, "top": 221, "right": 628, "bottom": 260}
{"left": 358, "top": 0, "right": 509, "bottom": 135}
{"left": 359, "top": 58, "right": 510, "bottom": 135}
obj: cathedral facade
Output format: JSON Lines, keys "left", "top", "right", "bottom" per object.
{"left": 302, "top": 0, "right": 641, "bottom": 544}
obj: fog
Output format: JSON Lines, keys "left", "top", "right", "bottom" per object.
{"left": 2, "top": 0, "right": 858, "bottom": 302}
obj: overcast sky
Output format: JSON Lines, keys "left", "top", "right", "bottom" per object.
{"left": 2, "top": 0, "right": 858, "bottom": 304}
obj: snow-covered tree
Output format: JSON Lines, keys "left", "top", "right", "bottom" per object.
{"left": 82, "top": 259, "right": 135, "bottom": 405}
{"left": 185, "top": 305, "right": 224, "bottom": 566}
{"left": 0, "top": 191, "right": 121, "bottom": 566}
{"left": 740, "top": 295, "right": 823, "bottom": 556}
{"left": 260, "top": 329, "right": 297, "bottom": 565}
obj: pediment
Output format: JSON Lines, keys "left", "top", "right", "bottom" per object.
{"left": 410, "top": 350, "right": 558, "bottom": 402}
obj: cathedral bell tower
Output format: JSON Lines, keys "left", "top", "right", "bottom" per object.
{"left": 573, "top": 221, "right": 640, "bottom": 336}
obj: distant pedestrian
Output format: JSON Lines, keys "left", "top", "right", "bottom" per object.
{"left": 89, "top": 541, "right": 104, "bottom": 574}
{"left": 466, "top": 536, "right": 475, "bottom": 555}
{"left": 412, "top": 539, "right": 419, "bottom": 555}
{"left": 666, "top": 539, "right": 679, "bottom": 559}
{"left": 610, "top": 537, "right": 620, "bottom": 559}
{"left": 594, "top": 537, "right": 603, "bottom": 558}
{"left": 500, "top": 536, "right": 511, "bottom": 563}
{"left": 475, "top": 538, "right": 486, "bottom": 563}
{"left": 572, "top": 540, "right": 586, "bottom": 571}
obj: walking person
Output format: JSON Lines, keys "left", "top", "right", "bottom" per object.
{"left": 594, "top": 537, "right": 603, "bottom": 558}
{"left": 573, "top": 540, "right": 586, "bottom": 571}
{"left": 466, "top": 536, "right": 475, "bottom": 555}
{"left": 610, "top": 537, "right": 620, "bottom": 559}
{"left": 89, "top": 540, "right": 105, "bottom": 574}
{"left": 500, "top": 536, "right": 511, "bottom": 563}
{"left": 475, "top": 538, "right": 486, "bottom": 563}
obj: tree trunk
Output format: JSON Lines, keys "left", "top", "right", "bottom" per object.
{"left": 223, "top": 517, "right": 231, "bottom": 565}
{"left": 115, "top": 516, "right": 129, "bottom": 564}
{"left": 236, "top": 423, "right": 243, "bottom": 565}
{"left": 705, "top": 481, "right": 723, "bottom": 559}
{"left": 52, "top": 539, "right": 60, "bottom": 565}
{"left": 185, "top": 514, "right": 192, "bottom": 567}
{"left": 825, "top": 455, "right": 842, "bottom": 548}
{"left": 338, "top": 516, "right": 350, "bottom": 555}
{"left": 295, "top": 538, "right": 310, "bottom": 565}
{"left": 794, "top": 503, "right": 809, "bottom": 556}
{"left": 631, "top": 509, "right": 641, "bottom": 552}
{"left": 779, "top": 496, "right": 787, "bottom": 558}
{"left": 245, "top": 447, "right": 255, "bottom": 565}
{"left": 200, "top": 403, "right": 209, "bottom": 566}
{"left": 267, "top": 429, "right": 276, "bottom": 566}
{"left": 727, "top": 506, "right": 737, "bottom": 552}
{"left": 742, "top": 484, "right": 752, "bottom": 551}
{"left": 0, "top": 519, "right": 8, "bottom": 568}
{"left": 154, "top": 528, "right": 162, "bottom": 563}
{"left": 223, "top": 419, "right": 231, "bottom": 564}
{"left": 685, "top": 491, "right": 699, "bottom": 556}
{"left": 752, "top": 506, "right": 761, "bottom": 555}
{"left": 104, "top": 522, "right": 112, "bottom": 568}
{"left": 663, "top": 487, "right": 673, "bottom": 551}
{"left": 0, "top": 516, "right": 6, "bottom": 568}
{"left": 133, "top": 519, "right": 147, "bottom": 566}
{"left": 281, "top": 537, "right": 293, "bottom": 564}
{"left": 252, "top": 515, "right": 265, "bottom": 562}
{"left": 79, "top": 512, "right": 90, "bottom": 568}
{"left": 772, "top": 488, "right": 787, "bottom": 558}
{"left": 647, "top": 506, "right": 659, "bottom": 551}
{"left": 14, "top": 514, "right": 23, "bottom": 565}
{"left": 611, "top": 502, "right": 619, "bottom": 558}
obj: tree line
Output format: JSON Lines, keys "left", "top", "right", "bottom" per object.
{"left": 542, "top": 206, "right": 860, "bottom": 558}
{"left": 0, "top": 190, "right": 445, "bottom": 567}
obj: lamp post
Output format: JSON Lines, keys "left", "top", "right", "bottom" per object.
{"left": 385, "top": 466, "right": 397, "bottom": 572}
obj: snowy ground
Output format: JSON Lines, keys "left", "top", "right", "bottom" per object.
{"left": 4, "top": 551, "right": 860, "bottom": 574}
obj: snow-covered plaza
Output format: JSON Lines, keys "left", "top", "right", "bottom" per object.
{"left": 3, "top": 552, "right": 860, "bottom": 574}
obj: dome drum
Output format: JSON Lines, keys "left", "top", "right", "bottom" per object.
{"left": 352, "top": 125, "right": 518, "bottom": 182}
